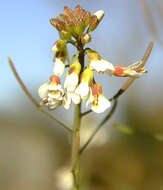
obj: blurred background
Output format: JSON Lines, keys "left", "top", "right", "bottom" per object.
{"left": 1, "top": 0, "right": 163, "bottom": 189}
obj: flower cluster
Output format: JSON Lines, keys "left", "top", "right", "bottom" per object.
{"left": 38, "top": 5, "right": 147, "bottom": 113}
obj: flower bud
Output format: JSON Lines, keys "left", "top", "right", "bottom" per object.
{"left": 60, "top": 30, "right": 72, "bottom": 41}
{"left": 52, "top": 39, "right": 66, "bottom": 52}
{"left": 88, "top": 10, "right": 104, "bottom": 32}
{"left": 94, "top": 10, "right": 104, "bottom": 22}
{"left": 50, "top": 18, "right": 66, "bottom": 32}
{"left": 81, "top": 33, "right": 91, "bottom": 45}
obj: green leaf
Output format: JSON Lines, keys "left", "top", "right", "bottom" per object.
{"left": 153, "top": 133, "right": 163, "bottom": 141}
{"left": 113, "top": 124, "right": 135, "bottom": 135}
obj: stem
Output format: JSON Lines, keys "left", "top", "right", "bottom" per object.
{"left": 71, "top": 104, "right": 81, "bottom": 190}
{"left": 81, "top": 109, "right": 92, "bottom": 117}
{"left": 8, "top": 57, "right": 72, "bottom": 133}
{"left": 71, "top": 39, "right": 84, "bottom": 190}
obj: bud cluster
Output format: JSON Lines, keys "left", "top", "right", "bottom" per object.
{"left": 38, "top": 5, "right": 147, "bottom": 113}
{"left": 50, "top": 5, "right": 104, "bottom": 41}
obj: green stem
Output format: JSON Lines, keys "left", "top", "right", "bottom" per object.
{"left": 71, "top": 104, "right": 81, "bottom": 190}
{"left": 71, "top": 39, "right": 84, "bottom": 190}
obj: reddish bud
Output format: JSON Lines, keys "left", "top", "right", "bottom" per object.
{"left": 50, "top": 75, "right": 60, "bottom": 84}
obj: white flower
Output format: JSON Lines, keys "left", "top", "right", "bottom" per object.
{"left": 75, "top": 67, "right": 94, "bottom": 100}
{"left": 38, "top": 83, "right": 49, "bottom": 98}
{"left": 90, "top": 59, "right": 114, "bottom": 74}
{"left": 87, "top": 50, "right": 115, "bottom": 74}
{"left": 63, "top": 92, "right": 81, "bottom": 110}
{"left": 53, "top": 51, "right": 66, "bottom": 76}
{"left": 112, "top": 61, "right": 147, "bottom": 78}
{"left": 91, "top": 94, "right": 111, "bottom": 113}
{"left": 64, "top": 61, "right": 81, "bottom": 92}
{"left": 76, "top": 82, "right": 90, "bottom": 100}
{"left": 64, "top": 73, "right": 79, "bottom": 92}
{"left": 70, "top": 92, "right": 81, "bottom": 104}
{"left": 38, "top": 75, "right": 64, "bottom": 109}
{"left": 87, "top": 83, "right": 111, "bottom": 113}
{"left": 48, "top": 83, "right": 64, "bottom": 100}
{"left": 53, "top": 58, "right": 65, "bottom": 76}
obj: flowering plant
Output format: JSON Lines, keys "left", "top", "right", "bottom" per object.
{"left": 8, "top": 5, "right": 153, "bottom": 190}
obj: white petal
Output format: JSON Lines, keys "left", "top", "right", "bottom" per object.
{"left": 91, "top": 95, "right": 111, "bottom": 113}
{"left": 94, "top": 10, "right": 104, "bottom": 21}
{"left": 49, "top": 100, "right": 62, "bottom": 109}
{"left": 90, "top": 59, "right": 115, "bottom": 73}
{"left": 128, "top": 61, "right": 140, "bottom": 68}
{"left": 75, "top": 83, "right": 90, "bottom": 100}
{"left": 42, "top": 97, "right": 62, "bottom": 109}
{"left": 48, "top": 91, "right": 63, "bottom": 100}
{"left": 48, "top": 84, "right": 64, "bottom": 94}
{"left": 86, "top": 89, "right": 94, "bottom": 107}
{"left": 38, "top": 83, "right": 49, "bottom": 98}
{"left": 124, "top": 70, "right": 145, "bottom": 78}
{"left": 53, "top": 58, "right": 65, "bottom": 76}
{"left": 64, "top": 73, "right": 79, "bottom": 92}
{"left": 63, "top": 93, "right": 72, "bottom": 110}
{"left": 71, "top": 93, "right": 81, "bottom": 104}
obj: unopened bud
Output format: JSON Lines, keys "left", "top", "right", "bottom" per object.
{"left": 94, "top": 10, "right": 104, "bottom": 22}
{"left": 52, "top": 39, "right": 66, "bottom": 52}
{"left": 81, "top": 33, "right": 91, "bottom": 45}
{"left": 60, "top": 30, "right": 71, "bottom": 41}
{"left": 50, "top": 18, "right": 66, "bottom": 31}
{"left": 88, "top": 10, "right": 104, "bottom": 32}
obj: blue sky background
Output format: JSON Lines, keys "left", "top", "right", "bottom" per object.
{"left": 1, "top": 0, "right": 163, "bottom": 121}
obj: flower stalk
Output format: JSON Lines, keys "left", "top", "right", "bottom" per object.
{"left": 71, "top": 38, "right": 84, "bottom": 190}
{"left": 71, "top": 103, "right": 81, "bottom": 190}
